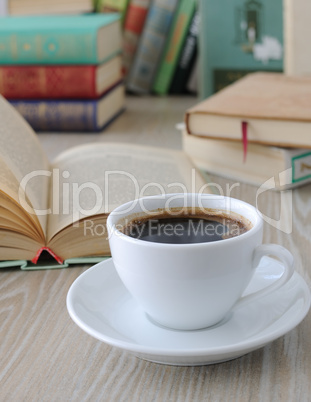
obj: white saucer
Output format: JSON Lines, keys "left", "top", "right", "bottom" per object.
{"left": 67, "top": 257, "right": 310, "bottom": 366}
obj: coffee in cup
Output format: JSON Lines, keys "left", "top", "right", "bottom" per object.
{"left": 107, "top": 194, "right": 294, "bottom": 330}
{"left": 121, "top": 207, "right": 252, "bottom": 244}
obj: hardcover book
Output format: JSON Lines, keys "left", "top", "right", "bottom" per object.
{"left": 185, "top": 73, "right": 311, "bottom": 149}
{"left": 170, "top": 9, "right": 199, "bottom": 94}
{"left": 126, "top": 0, "right": 179, "bottom": 94}
{"left": 153, "top": 0, "right": 196, "bottom": 95}
{"left": 10, "top": 83, "right": 125, "bottom": 132}
{"left": 122, "top": 0, "right": 151, "bottom": 77}
{"left": 0, "top": 95, "right": 210, "bottom": 267}
{"left": 182, "top": 130, "right": 311, "bottom": 190}
{"left": 0, "top": 14, "right": 122, "bottom": 65}
{"left": 0, "top": 56, "right": 122, "bottom": 99}
{"left": 199, "top": 0, "right": 283, "bottom": 98}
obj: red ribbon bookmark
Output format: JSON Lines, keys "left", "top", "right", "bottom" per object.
{"left": 242, "top": 121, "right": 248, "bottom": 163}
{"left": 31, "top": 247, "right": 63, "bottom": 264}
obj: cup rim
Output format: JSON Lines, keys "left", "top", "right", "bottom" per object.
{"left": 107, "top": 194, "right": 263, "bottom": 248}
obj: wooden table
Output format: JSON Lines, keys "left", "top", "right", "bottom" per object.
{"left": 1, "top": 96, "right": 311, "bottom": 401}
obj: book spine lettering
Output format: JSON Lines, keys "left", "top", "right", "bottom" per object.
{"left": 0, "top": 66, "right": 97, "bottom": 99}
{"left": 153, "top": 0, "right": 196, "bottom": 95}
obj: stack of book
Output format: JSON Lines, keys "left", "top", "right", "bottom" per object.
{"left": 183, "top": 73, "right": 311, "bottom": 190}
{"left": 0, "top": 13, "right": 125, "bottom": 132}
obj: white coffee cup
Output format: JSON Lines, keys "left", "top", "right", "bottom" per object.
{"left": 107, "top": 194, "right": 294, "bottom": 331}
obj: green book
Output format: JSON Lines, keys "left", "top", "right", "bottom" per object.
{"left": 199, "top": 0, "right": 283, "bottom": 98}
{"left": 153, "top": 0, "right": 196, "bottom": 95}
{"left": 0, "top": 14, "right": 122, "bottom": 65}
{"left": 0, "top": 257, "right": 107, "bottom": 271}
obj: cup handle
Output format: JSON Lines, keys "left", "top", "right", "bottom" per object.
{"left": 234, "top": 244, "right": 295, "bottom": 309}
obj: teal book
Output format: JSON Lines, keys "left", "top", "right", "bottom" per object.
{"left": 199, "top": 0, "right": 283, "bottom": 98}
{"left": 0, "top": 13, "right": 122, "bottom": 65}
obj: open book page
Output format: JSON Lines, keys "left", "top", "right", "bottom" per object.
{"left": 47, "top": 143, "right": 210, "bottom": 241}
{"left": 0, "top": 96, "right": 50, "bottom": 235}
{"left": 0, "top": 157, "right": 45, "bottom": 237}
{"left": 0, "top": 157, "right": 25, "bottom": 203}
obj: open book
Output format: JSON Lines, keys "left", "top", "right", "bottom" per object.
{"left": 0, "top": 96, "right": 210, "bottom": 269}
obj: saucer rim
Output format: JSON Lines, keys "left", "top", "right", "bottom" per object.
{"left": 67, "top": 258, "right": 311, "bottom": 358}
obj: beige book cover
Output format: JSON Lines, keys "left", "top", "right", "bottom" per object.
{"left": 185, "top": 72, "right": 311, "bottom": 148}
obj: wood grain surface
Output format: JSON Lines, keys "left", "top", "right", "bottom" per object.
{"left": 1, "top": 96, "right": 310, "bottom": 402}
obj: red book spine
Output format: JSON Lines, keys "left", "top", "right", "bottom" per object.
{"left": 122, "top": 0, "right": 150, "bottom": 76}
{"left": 125, "top": 3, "right": 149, "bottom": 34}
{"left": 0, "top": 66, "right": 97, "bottom": 99}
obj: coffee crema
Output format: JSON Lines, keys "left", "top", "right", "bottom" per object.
{"left": 121, "top": 208, "right": 252, "bottom": 244}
